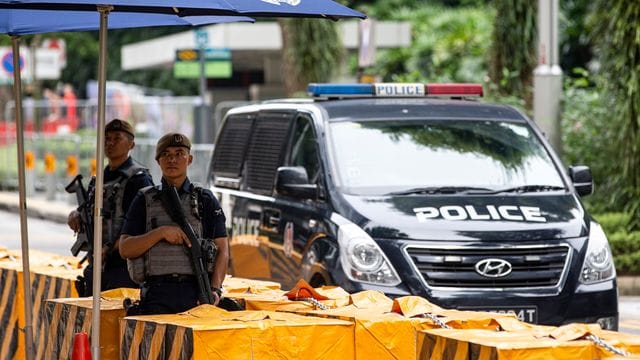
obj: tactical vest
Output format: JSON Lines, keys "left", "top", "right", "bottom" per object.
{"left": 95, "top": 159, "right": 148, "bottom": 247}
{"left": 127, "top": 184, "right": 213, "bottom": 284}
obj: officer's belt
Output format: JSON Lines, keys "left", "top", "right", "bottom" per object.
{"left": 145, "top": 274, "right": 196, "bottom": 284}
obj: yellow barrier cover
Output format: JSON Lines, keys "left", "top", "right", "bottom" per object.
{"left": 0, "top": 251, "right": 82, "bottom": 360}
{"left": 121, "top": 305, "right": 354, "bottom": 359}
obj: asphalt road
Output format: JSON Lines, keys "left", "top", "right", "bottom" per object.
{"left": 1, "top": 209, "right": 638, "bottom": 334}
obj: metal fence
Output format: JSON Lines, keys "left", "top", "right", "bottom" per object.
{"left": 0, "top": 132, "right": 213, "bottom": 198}
{"left": 0, "top": 96, "right": 219, "bottom": 198}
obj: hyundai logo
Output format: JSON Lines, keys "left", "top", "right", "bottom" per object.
{"left": 475, "top": 258, "right": 512, "bottom": 278}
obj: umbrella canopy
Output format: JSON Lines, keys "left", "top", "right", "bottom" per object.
{"left": 221, "top": 0, "right": 366, "bottom": 19}
{"left": 0, "top": 10, "right": 253, "bottom": 34}
{"left": 0, "top": 0, "right": 366, "bottom": 19}
{"left": 0, "top": 8, "right": 254, "bottom": 360}
{"left": 0, "top": 1, "right": 364, "bottom": 359}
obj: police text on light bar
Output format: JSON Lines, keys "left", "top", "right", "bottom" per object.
{"left": 308, "top": 83, "right": 483, "bottom": 98}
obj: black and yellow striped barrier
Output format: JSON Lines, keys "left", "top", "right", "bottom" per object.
{"left": 0, "top": 251, "right": 82, "bottom": 360}
{"left": 120, "top": 305, "right": 355, "bottom": 359}
{"left": 43, "top": 290, "right": 137, "bottom": 360}
{"left": 419, "top": 328, "right": 596, "bottom": 360}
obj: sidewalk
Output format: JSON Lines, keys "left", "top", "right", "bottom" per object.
{"left": 0, "top": 190, "right": 638, "bottom": 296}
{"left": 0, "top": 190, "right": 75, "bottom": 224}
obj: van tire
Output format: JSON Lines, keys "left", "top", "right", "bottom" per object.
{"left": 301, "top": 241, "right": 334, "bottom": 287}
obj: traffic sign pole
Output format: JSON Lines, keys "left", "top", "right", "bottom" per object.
{"left": 195, "top": 28, "right": 209, "bottom": 144}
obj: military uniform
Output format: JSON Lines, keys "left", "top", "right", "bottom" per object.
{"left": 79, "top": 157, "right": 153, "bottom": 295}
{"left": 121, "top": 178, "right": 227, "bottom": 315}
{"left": 75, "top": 119, "right": 154, "bottom": 296}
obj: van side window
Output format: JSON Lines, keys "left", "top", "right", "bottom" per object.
{"left": 244, "top": 112, "right": 293, "bottom": 194}
{"left": 210, "top": 114, "right": 255, "bottom": 188}
{"left": 290, "top": 115, "right": 321, "bottom": 183}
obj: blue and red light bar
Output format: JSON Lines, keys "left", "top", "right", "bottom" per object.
{"left": 307, "top": 83, "right": 484, "bottom": 98}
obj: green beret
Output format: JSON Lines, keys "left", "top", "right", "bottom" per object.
{"left": 155, "top": 132, "right": 192, "bottom": 160}
{"left": 105, "top": 119, "right": 135, "bottom": 138}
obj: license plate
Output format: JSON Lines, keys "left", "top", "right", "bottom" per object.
{"left": 458, "top": 306, "right": 538, "bottom": 323}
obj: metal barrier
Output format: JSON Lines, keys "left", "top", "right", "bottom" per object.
{"left": 1, "top": 95, "right": 220, "bottom": 197}
{"left": 0, "top": 132, "right": 214, "bottom": 198}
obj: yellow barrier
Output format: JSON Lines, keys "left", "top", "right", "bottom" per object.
{"left": 419, "top": 328, "right": 596, "bottom": 360}
{"left": 120, "top": 306, "right": 355, "bottom": 359}
{"left": 25, "top": 151, "right": 35, "bottom": 170}
{"left": 43, "top": 288, "right": 139, "bottom": 360}
{"left": 44, "top": 152, "right": 56, "bottom": 174}
{"left": 3, "top": 251, "right": 640, "bottom": 360}
{"left": 66, "top": 155, "right": 79, "bottom": 177}
{"left": 0, "top": 251, "right": 82, "bottom": 360}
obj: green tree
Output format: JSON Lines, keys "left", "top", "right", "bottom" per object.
{"left": 280, "top": 18, "right": 343, "bottom": 96}
{"left": 369, "top": 4, "right": 493, "bottom": 84}
{"left": 591, "top": 1, "right": 640, "bottom": 230}
{"left": 488, "top": 0, "right": 536, "bottom": 102}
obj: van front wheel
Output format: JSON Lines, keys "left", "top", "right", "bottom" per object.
{"left": 301, "top": 241, "right": 334, "bottom": 287}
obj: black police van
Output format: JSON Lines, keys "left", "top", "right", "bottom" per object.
{"left": 207, "top": 83, "right": 618, "bottom": 329}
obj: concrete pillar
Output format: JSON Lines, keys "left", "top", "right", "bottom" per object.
{"left": 534, "top": 0, "right": 563, "bottom": 154}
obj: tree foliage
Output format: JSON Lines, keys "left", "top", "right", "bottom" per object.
{"left": 488, "top": 0, "right": 536, "bottom": 101}
{"left": 369, "top": 4, "right": 493, "bottom": 84}
{"left": 280, "top": 19, "right": 343, "bottom": 96}
{"left": 590, "top": 0, "right": 640, "bottom": 230}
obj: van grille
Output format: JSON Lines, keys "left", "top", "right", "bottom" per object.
{"left": 405, "top": 245, "right": 570, "bottom": 289}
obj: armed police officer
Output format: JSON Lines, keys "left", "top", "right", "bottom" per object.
{"left": 119, "top": 133, "right": 229, "bottom": 315}
{"left": 67, "top": 119, "right": 153, "bottom": 296}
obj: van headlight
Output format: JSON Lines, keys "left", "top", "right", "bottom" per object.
{"left": 337, "top": 223, "right": 401, "bottom": 286}
{"left": 580, "top": 222, "right": 616, "bottom": 284}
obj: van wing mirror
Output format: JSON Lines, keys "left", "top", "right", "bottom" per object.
{"left": 569, "top": 165, "right": 593, "bottom": 197}
{"left": 275, "top": 166, "right": 318, "bottom": 199}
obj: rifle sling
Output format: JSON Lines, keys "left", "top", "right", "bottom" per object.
{"left": 158, "top": 188, "right": 190, "bottom": 236}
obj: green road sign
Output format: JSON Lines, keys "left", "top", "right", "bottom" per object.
{"left": 174, "top": 61, "right": 232, "bottom": 79}
{"left": 174, "top": 48, "right": 232, "bottom": 79}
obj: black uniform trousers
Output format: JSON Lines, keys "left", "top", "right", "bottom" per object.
{"left": 126, "top": 275, "right": 199, "bottom": 316}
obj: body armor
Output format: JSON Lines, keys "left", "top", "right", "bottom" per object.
{"left": 128, "top": 184, "right": 214, "bottom": 284}
{"left": 99, "top": 159, "right": 148, "bottom": 247}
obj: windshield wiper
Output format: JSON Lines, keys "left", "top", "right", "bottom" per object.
{"left": 477, "top": 185, "right": 566, "bottom": 194}
{"left": 387, "top": 186, "right": 493, "bottom": 196}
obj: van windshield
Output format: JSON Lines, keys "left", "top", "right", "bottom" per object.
{"left": 328, "top": 119, "right": 565, "bottom": 195}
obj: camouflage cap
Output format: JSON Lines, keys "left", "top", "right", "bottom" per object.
{"left": 155, "top": 132, "right": 192, "bottom": 160}
{"left": 105, "top": 119, "right": 135, "bottom": 138}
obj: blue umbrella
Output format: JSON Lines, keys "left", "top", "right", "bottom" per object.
{"left": 0, "top": 2, "right": 364, "bottom": 358}
{"left": 216, "top": 0, "right": 366, "bottom": 19}
{"left": 0, "top": 0, "right": 366, "bottom": 19}
{"left": 0, "top": 10, "right": 253, "bottom": 34}
{"left": 0, "top": 9, "right": 253, "bottom": 360}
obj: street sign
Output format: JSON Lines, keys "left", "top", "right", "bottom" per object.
{"left": 174, "top": 61, "right": 232, "bottom": 78}
{"left": 1, "top": 51, "right": 24, "bottom": 75}
{"left": 175, "top": 48, "right": 231, "bottom": 61}
{"left": 194, "top": 28, "right": 209, "bottom": 48}
{"left": 0, "top": 46, "right": 62, "bottom": 84}
{"left": 174, "top": 48, "right": 232, "bottom": 79}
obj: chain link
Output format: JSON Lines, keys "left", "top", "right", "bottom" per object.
{"left": 586, "top": 334, "right": 629, "bottom": 357}
{"left": 420, "top": 313, "right": 452, "bottom": 329}
{"left": 296, "top": 297, "right": 329, "bottom": 310}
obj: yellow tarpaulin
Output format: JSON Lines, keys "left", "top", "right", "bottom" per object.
{"left": 121, "top": 305, "right": 354, "bottom": 359}
{"left": 0, "top": 251, "right": 82, "bottom": 360}
{"left": 223, "top": 276, "right": 282, "bottom": 294}
{"left": 44, "top": 293, "right": 133, "bottom": 360}
{"left": 419, "top": 328, "right": 598, "bottom": 360}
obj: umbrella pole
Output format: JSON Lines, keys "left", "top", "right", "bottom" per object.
{"left": 12, "top": 35, "right": 35, "bottom": 360}
{"left": 91, "top": 6, "right": 112, "bottom": 359}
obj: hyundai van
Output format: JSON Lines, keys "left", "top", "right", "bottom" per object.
{"left": 207, "top": 83, "right": 618, "bottom": 329}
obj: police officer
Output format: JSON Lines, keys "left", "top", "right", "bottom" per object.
{"left": 119, "top": 133, "right": 228, "bottom": 315}
{"left": 67, "top": 119, "right": 153, "bottom": 296}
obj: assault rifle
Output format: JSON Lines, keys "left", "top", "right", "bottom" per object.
{"left": 161, "top": 186, "right": 215, "bottom": 305}
{"left": 65, "top": 174, "right": 94, "bottom": 262}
